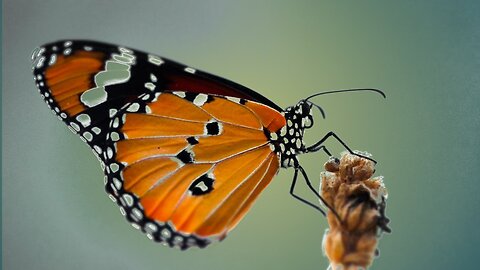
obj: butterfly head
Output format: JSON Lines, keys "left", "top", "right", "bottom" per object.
{"left": 270, "top": 100, "right": 314, "bottom": 168}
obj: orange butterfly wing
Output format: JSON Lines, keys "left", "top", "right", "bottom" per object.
{"left": 32, "top": 41, "right": 297, "bottom": 250}
{"left": 105, "top": 92, "right": 285, "bottom": 249}
{"left": 42, "top": 50, "right": 106, "bottom": 117}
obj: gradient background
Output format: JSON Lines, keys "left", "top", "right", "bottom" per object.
{"left": 3, "top": 1, "right": 480, "bottom": 269}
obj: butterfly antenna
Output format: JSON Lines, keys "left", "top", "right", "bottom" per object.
{"left": 305, "top": 88, "right": 386, "bottom": 101}
{"left": 306, "top": 101, "right": 326, "bottom": 119}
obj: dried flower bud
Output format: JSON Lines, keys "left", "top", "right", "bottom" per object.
{"left": 320, "top": 152, "right": 390, "bottom": 270}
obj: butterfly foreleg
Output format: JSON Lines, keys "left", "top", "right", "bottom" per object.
{"left": 305, "top": 131, "right": 377, "bottom": 164}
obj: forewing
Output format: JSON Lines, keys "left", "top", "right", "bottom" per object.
{"left": 32, "top": 40, "right": 282, "bottom": 155}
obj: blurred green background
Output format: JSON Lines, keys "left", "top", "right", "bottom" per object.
{"left": 3, "top": 1, "right": 479, "bottom": 269}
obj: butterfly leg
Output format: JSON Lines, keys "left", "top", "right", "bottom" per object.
{"left": 305, "top": 131, "right": 377, "bottom": 164}
{"left": 289, "top": 168, "right": 326, "bottom": 216}
{"left": 298, "top": 165, "right": 342, "bottom": 220}
{"left": 290, "top": 164, "right": 341, "bottom": 220}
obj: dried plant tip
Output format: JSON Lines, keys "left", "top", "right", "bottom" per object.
{"left": 324, "top": 156, "right": 340, "bottom": 172}
{"left": 321, "top": 151, "right": 390, "bottom": 270}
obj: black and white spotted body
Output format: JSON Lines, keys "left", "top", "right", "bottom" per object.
{"left": 270, "top": 100, "right": 314, "bottom": 168}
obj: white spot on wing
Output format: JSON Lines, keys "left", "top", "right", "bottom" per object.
{"left": 148, "top": 55, "right": 164, "bottom": 66}
{"left": 193, "top": 94, "right": 208, "bottom": 106}
{"left": 145, "top": 222, "right": 157, "bottom": 232}
{"left": 173, "top": 91, "right": 186, "bottom": 98}
{"left": 92, "top": 126, "right": 101, "bottom": 135}
{"left": 80, "top": 87, "right": 108, "bottom": 108}
{"left": 119, "top": 47, "right": 133, "bottom": 54}
{"left": 145, "top": 82, "right": 156, "bottom": 91}
{"left": 161, "top": 228, "right": 171, "bottom": 239}
{"left": 112, "top": 117, "right": 120, "bottom": 128}
{"left": 70, "top": 122, "right": 80, "bottom": 132}
{"left": 151, "top": 92, "right": 161, "bottom": 102}
{"left": 83, "top": 131, "right": 93, "bottom": 142}
{"left": 113, "top": 178, "right": 122, "bottom": 190}
{"left": 184, "top": 67, "right": 196, "bottom": 74}
{"left": 109, "top": 109, "right": 118, "bottom": 117}
{"left": 36, "top": 56, "right": 46, "bottom": 68}
{"left": 269, "top": 144, "right": 276, "bottom": 151}
{"left": 132, "top": 208, "right": 143, "bottom": 220}
{"left": 37, "top": 47, "right": 45, "bottom": 58}
{"left": 107, "top": 147, "right": 113, "bottom": 159}
{"left": 226, "top": 96, "right": 241, "bottom": 103}
{"left": 49, "top": 54, "right": 57, "bottom": 66}
{"left": 110, "top": 132, "right": 120, "bottom": 141}
{"left": 127, "top": 103, "right": 140, "bottom": 112}
{"left": 76, "top": 114, "right": 91, "bottom": 127}
{"left": 122, "top": 194, "right": 134, "bottom": 206}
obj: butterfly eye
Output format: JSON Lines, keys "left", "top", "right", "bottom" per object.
{"left": 301, "top": 101, "right": 312, "bottom": 116}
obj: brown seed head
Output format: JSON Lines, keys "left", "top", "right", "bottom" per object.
{"left": 320, "top": 152, "right": 390, "bottom": 270}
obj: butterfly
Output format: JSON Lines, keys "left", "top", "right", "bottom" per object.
{"left": 32, "top": 40, "right": 384, "bottom": 250}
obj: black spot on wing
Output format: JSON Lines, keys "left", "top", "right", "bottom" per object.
{"left": 184, "top": 92, "right": 198, "bottom": 102}
{"left": 189, "top": 174, "right": 215, "bottom": 196}
{"left": 176, "top": 149, "right": 194, "bottom": 164}
{"left": 206, "top": 95, "right": 215, "bottom": 103}
{"left": 187, "top": 136, "right": 199, "bottom": 145}
{"left": 206, "top": 122, "right": 220, "bottom": 135}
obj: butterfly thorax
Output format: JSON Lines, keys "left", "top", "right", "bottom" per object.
{"left": 269, "top": 101, "right": 313, "bottom": 168}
